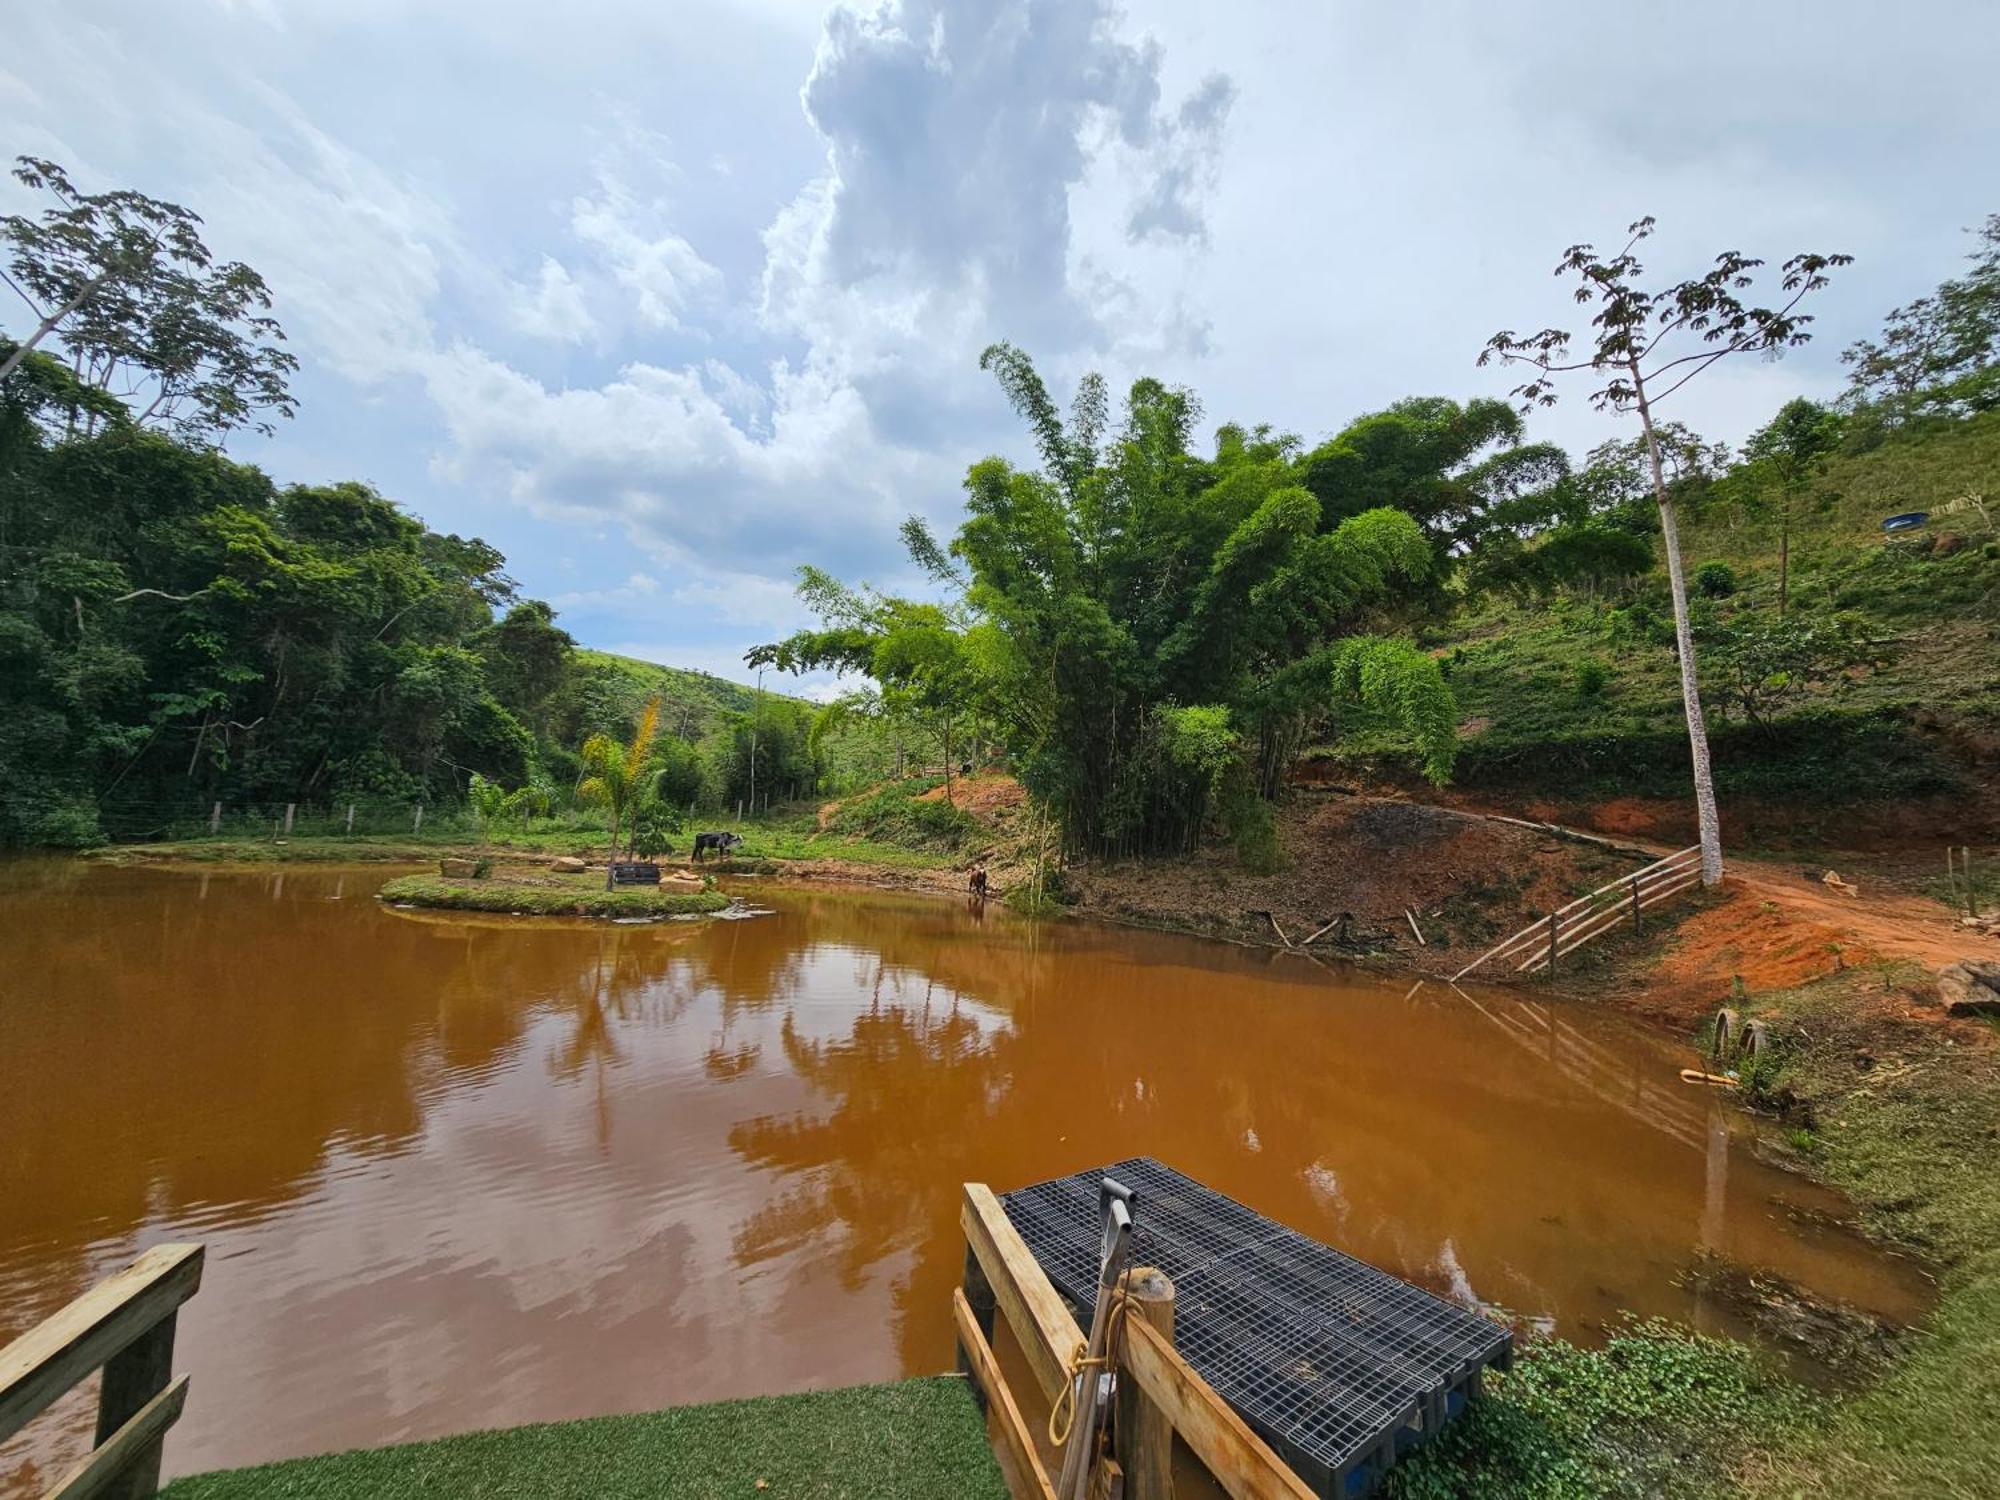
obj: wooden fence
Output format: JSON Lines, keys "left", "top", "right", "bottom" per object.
{"left": 1451, "top": 845, "right": 1704, "bottom": 982}
{"left": 0, "top": 1244, "right": 204, "bottom": 1500}
{"left": 956, "top": 1183, "right": 1314, "bottom": 1500}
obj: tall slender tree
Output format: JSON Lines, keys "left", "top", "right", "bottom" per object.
{"left": 577, "top": 695, "right": 661, "bottom": 888}
{"left": 1, "top": 158, "right": 296, "bottom": 440}
{"left": 1741, "top": 398, "right": 1843, "bottom": 616}
{"left": 1481, "top": 218, "right": 1850, "bottom": 885}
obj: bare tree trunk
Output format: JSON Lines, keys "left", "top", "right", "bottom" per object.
{"left": 0, "top": 276, "right": 107, "bottom": 384}
{"left": 605, "top": 808, "right": 620, "bottom": 891}
{"left": 1778, "top": 502, "right": 1790, "bottom": 618}
{"left": 1634, "top": 364, "right": 1723, "bottom": 887}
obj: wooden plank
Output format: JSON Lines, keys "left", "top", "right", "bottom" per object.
{"left": 1118, "top": 1317, "right": 1315, "bottom": 1500}
{"left": 41, "top": 1376, "right": 188, "bottom": 1500}
{"left": 93, "top": 1312, "right": 179, "bottom": 1500}
{"left": 1456, "top": 845, "right": 1703, "bottom": 979}
{"left": 962, "top": 1185, "right": 1082, "bottom": 1404}
{"left": 954, "top": 1290, "right": 1059, "bottom": 1500}
{"left": 0, "top": 1245, "right": 203, "bottom": 1446}
{"left": 1519, "top": 872, "right": 1701, "bottom": 971}
{"left": 1113, "top": 1270, "right": 1176, "bottom": 1500}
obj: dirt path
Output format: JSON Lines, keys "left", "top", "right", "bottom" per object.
{"left": 1724, "top": 859, "right": 1990, "bottom": 971}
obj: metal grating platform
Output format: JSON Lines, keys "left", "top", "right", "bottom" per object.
{"left": 1000, "top": 1157, "right": 1512, "bottom": 1497}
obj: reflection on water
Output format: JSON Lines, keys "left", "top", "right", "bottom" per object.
{"left": 0, "top": 860, "right": 1929, "bottom": 1489}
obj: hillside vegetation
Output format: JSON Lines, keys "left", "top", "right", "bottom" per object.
{"left": 1323, "top": 412, "right": 2000, "bottom": 834}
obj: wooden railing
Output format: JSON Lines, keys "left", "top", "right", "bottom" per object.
{"left": 1451, "top": 844, "right": 1704, "bottom": 982}
{"left": 955, "top": 1184, "right": 1313, "bottom": 1500}
{"left": 0, "top": 1244, "right": 204, "bottom": 1500}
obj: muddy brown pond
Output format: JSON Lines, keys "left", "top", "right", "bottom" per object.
{"left": 0, "top": 858, "right": 1931, "bottom": 1490}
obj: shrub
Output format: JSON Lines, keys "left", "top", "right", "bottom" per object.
{"left": 825, "top": 777, "right": 982, "bottom": 850}
{"left": 1227, "top": 793, "right": 1283, "bottom": 875}
{"left": 1694, "top": 560, "right": 1737, "bottom": 597}
{"left": 1572, "top": 659, "right": 1610, "bottom": 699}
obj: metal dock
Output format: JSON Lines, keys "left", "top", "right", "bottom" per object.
{"left": 1000, "top": 1157, "right": 1513, "bottom": 1497}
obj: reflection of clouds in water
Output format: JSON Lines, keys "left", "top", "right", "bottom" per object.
{"left": 780, "top": 944, "right": 1012, "bottom": 1048}
{"left": 1302, "top": 1161, "right": 1344, "bottom": 1217}
{"left": 1243, "top": 1127, "right": 1261, "bottom": 1153}
{"left": 1435, "top": 1238, "right": 1479, "bottom": 1308}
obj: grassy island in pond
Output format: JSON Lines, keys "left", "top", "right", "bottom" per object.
{"left": 377, "top": 872, "right": 730, "bottom": 919}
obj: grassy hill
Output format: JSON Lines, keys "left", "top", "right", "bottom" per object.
{"left": 572, "top": 649, "right": 805, "bottom": 739}
{"left": 1321, "top": 413, "right": 2000, "bottom": 834}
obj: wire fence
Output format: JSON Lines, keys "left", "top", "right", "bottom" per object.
{"left": 89, "top": 795, "right": 616, "bottom": 845}
{"left": 87, "top": 791, "right": 815, "bottom": 844}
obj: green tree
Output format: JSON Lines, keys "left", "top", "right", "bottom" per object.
{"left": 1841, "top": 213, "right": 2000, "bottom": 431}
{"left": 577, "top": 695, "right": 662, "bottom": 888}
{"left": 757, "top": 347, "right": 1460, "bottom": 859}
{"left": 1740, "top": 398, "right": 1843, "bottom": 615}
{"left": 1, "top": 157, "right": 297, "bottom": 440}
{"left": 1695, "top": 609, "right": 1877, "bottom": 731}
{"left": 1297, "top": 396, "right": 1571, "bottom": 559}
{"left": 1482, "top": 216, "right": 1851, "bottom": 887}
{"left": 479, "top": 600, "right": 574, "bottom": 735}
{"left": 466, "top": 772, "right": 507, "bottom": 834}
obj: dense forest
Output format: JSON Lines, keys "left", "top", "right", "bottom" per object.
{"left": 4, "top": 152, "right": 1995, "bottom": 857}
{"left": 0, "top": 159, "right": 880, "bottom": 848}
{"left": 756, "top": 216, "right": 2000, "bottom": 864}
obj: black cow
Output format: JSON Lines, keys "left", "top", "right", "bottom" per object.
{"left": 692, "top": 831, "right": 746, "bottom": 861}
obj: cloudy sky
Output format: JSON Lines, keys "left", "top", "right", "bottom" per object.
{"left": 7, "top": 1, "right": 1996, "bottom": 691}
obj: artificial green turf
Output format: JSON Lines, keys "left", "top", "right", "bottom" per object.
{"left": 162, "top": 1377, "right": 1006, "bottom": 1500}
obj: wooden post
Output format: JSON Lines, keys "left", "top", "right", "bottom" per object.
{"left": 93, "top": 1312, "right": 178, "bottom": 1500}
{"left": 282, "top": 803, "right": 295, "bottom": 836}
{"left": 413, "top": 803, "right": 424, "bottom": 834}
{"left": 345, "top": 803, "right": 356, "bottom": 835}
{"left": 1630, "top": 875, "right": 1642, "bottom": 933}
{"left": 1114, "top": 1268, "right": 1176, "bottom": 1500}
{"left": 208, "top": 801, "right": 220, "bottom": 835}
{"left": 957, "top": 1244, "right": 998, "bottom": 1413}
{"left": 1546, "top": 910, "right": 1559, "bottom": 972}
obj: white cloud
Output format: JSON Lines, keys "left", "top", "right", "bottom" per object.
{"left": 8, "top": 0, "right": 1995, "bottom": 677}
{"left": 570, "top": 169, "right": 724, "bottom": 333}
{"left": 507, "top": 257, "right": 596, "bottom": 343}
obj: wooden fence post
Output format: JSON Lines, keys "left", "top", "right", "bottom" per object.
{"left": 1630, "top": 875, "right": 1642, "bottom": 933}
{"left": 1546, "top": 911, "right": 1559, "bottom": 972}
{"left": 1114, "top": 1267, "right": 1176, "bottom": 1500}
{"left": 345, "top": 803, "right": 356, "bottom": 835}
{"left": 413, "top": 803, "right": 424, "bottom": 834}
{"left": 208, "top": 801, "right": 220, "bottom": 835}
{"left": 283, "top": 803, "right": 295, "bottom": 836}
{"left": 957, "top": 1244, "right": 998, "bottom": 1413}
{"left": 93, "top": 1310, "right": 179, "bottom": 1500}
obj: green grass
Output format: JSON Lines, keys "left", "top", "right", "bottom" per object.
{"left": 1323, "top": 415, "right": 2000, "bottom": 804}
{"left": 1386, "top": 1322, "right": 1813, "bottom": 1500}
{"left": 160, "top": 1377, "right": 1005, "bottom": 1500}
{"left": 377, "top": 875, "right": 730, "bottom": 918}
{"left": 90, "top": 833, "right": 606, "bottom": 863}
{"left": 88, "top": 816, "right": 964, "bottom": 875}
{"left": 1735, "top": 971, "right": 2000, "bottom": 1498}
{"left": 817, "top": 777, "right": 985, "bottom": 851}
{"left": 1384, "top": 963, "right": 2000, "bottom": 1498}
